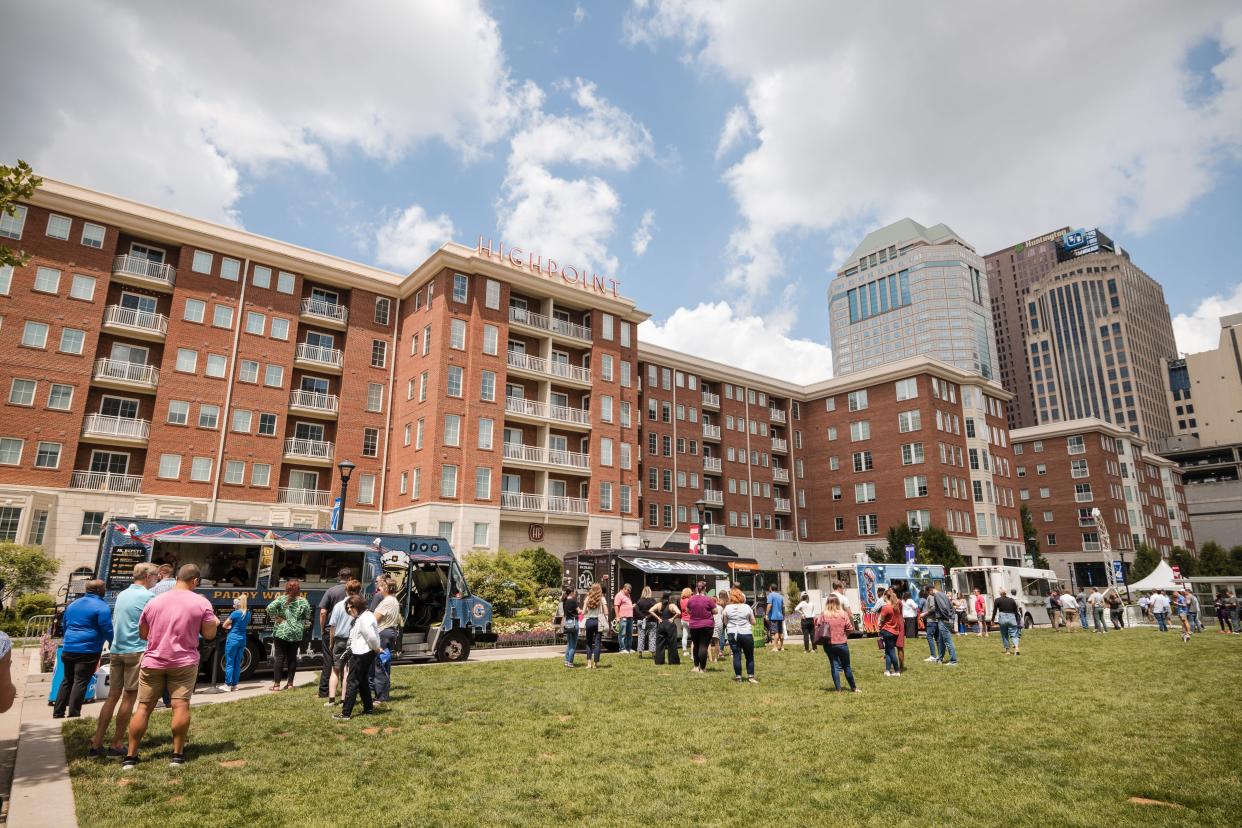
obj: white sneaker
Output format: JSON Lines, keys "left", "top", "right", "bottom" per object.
{"left": 883, "top": 670, "right": 891, "bottom": 677}
{"left": 215, "top": 685, "right": 229, "bottom": 692}
{"left": 923, "top": 656, "right": 937, "bottom": 663}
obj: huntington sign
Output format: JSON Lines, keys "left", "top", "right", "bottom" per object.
{"left": 477, "top": 237, "right": 621, "bottom": 298}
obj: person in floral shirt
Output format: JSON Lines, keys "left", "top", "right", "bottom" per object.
{"left": 267, "top": 580, "right": 310, "bottom": 691}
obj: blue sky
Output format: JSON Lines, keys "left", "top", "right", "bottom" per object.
{"left": 5, "top": 1, "right": 1242, "bottom": 381}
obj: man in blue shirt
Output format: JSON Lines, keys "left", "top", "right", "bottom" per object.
{"left": 90, "top": 563, "right": 159, "bottom": 756}
{"left": 766, "top": 584, "right": 786, "bottom": 652}
{"left": 54, "top": 579, "right": 113, "bottom": 719}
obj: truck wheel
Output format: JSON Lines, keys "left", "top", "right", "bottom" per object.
{"left": 1023, "top": 613, "right": 1033, "bottom": 629}
{"left": 212, "top": 640, "right": 260, "bottom": 680}
{"left": 434, "top": 630, "right": 471, "bottom": 663}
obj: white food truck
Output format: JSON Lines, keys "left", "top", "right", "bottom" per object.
{"left": 949, "top": 565, "right": 1062, "bottom": 628}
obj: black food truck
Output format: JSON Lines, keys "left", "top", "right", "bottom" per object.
{"left": 562, "top": 547, "right": 761, "bottom": 646}
{"left": 91, "top": 518, "right": 495, "bottom": 677}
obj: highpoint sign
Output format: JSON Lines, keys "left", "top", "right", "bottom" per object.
{"left": 477, "top": 236, "right": 621, "bottom": 298}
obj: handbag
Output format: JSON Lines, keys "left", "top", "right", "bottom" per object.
{"left": 812, "top": 617, "right": 830, "bottom": 646}
{"left": 563, "top": 617, "right": 578, "bottom": 632}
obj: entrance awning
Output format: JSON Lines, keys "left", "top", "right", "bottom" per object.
{"left": 728, "top": 561, "right": 760, "bottom": 571}
{"left": 276, "top": 541, "right": 378, "bottom": 554}
{"left": 619, "top": 556, "right": 727, "bottom": 577}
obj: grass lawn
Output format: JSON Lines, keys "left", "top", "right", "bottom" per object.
{"left": 65, "top": 629, "right": 1242, "bottom": 827}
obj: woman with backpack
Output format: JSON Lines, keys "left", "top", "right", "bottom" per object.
{"left": 580, "top": 583, "right": 609, "bottom": 668}
{"left": 559, "top": 587, "right": 580, "bottom": 667}
{"left": 815, "top": 595, "right": 858, "bottom": 692}
{"left": 650, "top": 590, "right": 682, "bottom": 665}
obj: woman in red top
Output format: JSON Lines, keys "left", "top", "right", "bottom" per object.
{"left": 973, "top": 589, "right": 989, "bottom": 637}
{"left": 878, "top": 589, "right": 903, "bottom": 677}
{"left": 685, "top": 581, "right": 718, "bottom": 673}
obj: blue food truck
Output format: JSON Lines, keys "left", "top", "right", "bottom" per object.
{"left": 92, "top": 518, "right": 494, "bottom": 677}
{"left": 803, "top": 561, "right": 946, "bottom": 634}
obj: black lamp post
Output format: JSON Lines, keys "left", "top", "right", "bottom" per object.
{"left": 334, "top": 459, "right": 355, "bottom": 531}
{"left": 695, "top": 497, "right": 708, "bottom": 555}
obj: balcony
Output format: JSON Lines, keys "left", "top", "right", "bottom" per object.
{"left": 500, "top": 491, "right": 590, "bottom": 516}
{"left": 283, "top": 438, "right": 335, "bottom": 465}
{"left": 703, "top": 490, "right": 724, "bottom": 506}
{"left": 278, "top": 487, "right": 332, "bottom": 507}
{"left": 774, "top": 498, "right": 791, "bottom": 513}
{"left": 702, "top": 424, "right": 721, "bottom": 441}
{"left": 703, "top": 456, "right": 722, "bottom": 473}
{"left": 102, "top": 305, "right": 168, "bottom": 341}
{"left": 775, "top": 529, "right": 794, "bottom": 542}
{"left": 503, "top": 442, "right": 591, "bottom": 472}
{"left": 771, "top": 437, "right": 788, "bottom": 453}
{"left": 300, "top": 297, "right": 349, "bottom": 328}
{"left": 769, "top": 408, "right": 786, "bottom": 424}
{"left": 81, "top": 414, "right": 150, "bottom": 446}
{"left": 504, "top": 396, "right": 591, "bottom": 429}
{"left": 92, "top": 359, "right": 159, "bottom": 393}
{"left": 701, "top": 392, "right": 720, "bottom": 409}
{"left": 70, "top": 470, "right": 142, "bottom": 494}
{"left": 772, "top": 467, "right": 790, "bottom": 483}
{"left": 508, "top": 306, "right": 592, "bottom": 343}
{"left": 112, "top": 254, "right": 175, "bottom": 291}
{"left": 288, "top": 390, "right": 339, "bottom": 418}
{"left": 704, "top": 524, "right": 726, "bottom": 537}
{"left": 506, "top": 350, "right": 592, "bottom": 386}
{"left": 294, "top": 342, "right": 344, "bottom": 372}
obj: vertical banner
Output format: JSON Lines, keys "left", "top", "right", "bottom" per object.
{"left": 905, "top": 544, "right": 916, "bottom": 564}
{"left": 330, "top": 497, "right": 342, "bottom": 531}
{"left": 688, "top": 523, "right": 701, "bottom": 554}
{"left": 1111, "top": 560, "right": 1125, "bottom": 585}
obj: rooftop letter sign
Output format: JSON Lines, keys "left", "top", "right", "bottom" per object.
{"left": 477, "top": 236, "right": 621, "bottom": 298}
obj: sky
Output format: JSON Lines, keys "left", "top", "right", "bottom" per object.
{"left": 3, "top": 1, "right": 1242, "bottom": 383}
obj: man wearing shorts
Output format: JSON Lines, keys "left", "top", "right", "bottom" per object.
{"left": 90, "top": 562, "right": 159, "bottom": 757}
{"left": 123, "top": 564, "right": 217, "bottom": 770}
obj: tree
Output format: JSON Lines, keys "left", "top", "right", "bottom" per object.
{"left": 1197, "top": 541, "right": 1229, "bottom": 576}
{"left": 916, "top": 526, "right": 964, "bottom": 571}
{"left": 518, "top": 547, "right": 562, "bottom": 589}
{"left": 1169, "top": 546, "right": 1198, "bottom": 578}
{"left": 1, "top": 161, "right": 42, "bottom": 269}
{"left": 0, "top": 543, "right": 59, "bottom": 606}
{"left": 885, "top": 524, "right": 915, "bottom": 563}
{"left": 1131, "top": 543, "right": 1161, "bottom": 582}
{"left": 460, "top": 549, "right": 539, "bottom": 616}
{"left": 1230, "top": 545, "right": 1242, "bottom": 577}
{"left": 1020, "top": 506, "right": 1049, "bottom": 569}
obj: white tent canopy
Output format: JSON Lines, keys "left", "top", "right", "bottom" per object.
{"left": 1128, "top": 560, "right": 1187, "bottom": 592}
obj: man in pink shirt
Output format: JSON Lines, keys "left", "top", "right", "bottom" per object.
{"left": 614, "top": 584, "right": 634, "bottom": 653}
{"left": 123, "top": 564, "right": 217, "bottom": 770}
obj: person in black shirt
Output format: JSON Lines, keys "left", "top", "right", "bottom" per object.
{"left": 632, "top": 586, "right": 656, "bottom": 658}
{"left": 559, "top": 588, "right": 580, "bottom": 667}
{"left": 991, "top": 590, "right": 1023, "bottom": 656}
{"left": 279, "top": 555, "right": 307, "bottom": 581}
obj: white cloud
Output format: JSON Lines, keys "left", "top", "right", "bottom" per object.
{"left": 573, "top": 4, "right": 586, "bottom": 25}
{"left": 715, "top": 105, "right": 753, "bottom": 160}
{"left": 1172, "top": 280, "right": 1242, "bottom": 355}
{"left": 0, "top": 0, "right": 519, "bottom": 224}
{"left": 374, "top": 205, "right": 456, "bottom": 272}
{"left": 630, "top": 1, "right": 1242, "bottom": 299}
{"left": 632, "top": 209, "right": 656, "bottom": 255}
{"left": 639, "top": 302, "right": 833, "bottom": 384}
{"left": 498, "top": 79, "right": 654, "bottom": 275}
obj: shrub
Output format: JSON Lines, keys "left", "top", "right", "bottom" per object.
{"left": 16, "top": 593, "right": 56, "bottom": 619}
{"left": 519, "top": 547, "right": 562, "bottom": 589}
{"left": 462, "top": 549, "right": 540, "bottom": 616}
{"left": 0, "top": 543, "right": 59, "bottom": 606}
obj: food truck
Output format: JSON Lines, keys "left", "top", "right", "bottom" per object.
{"left": 92, "top": 518, "right": 494, "bottom": 677}
{"left": 950, "top": 565, "right": 1063, "bottom": 627}
{"left": 803, "top": 561, "right": 945, "bottom": 634}
{"left": 562, "top": 548, "right": 761, "bottom": 645}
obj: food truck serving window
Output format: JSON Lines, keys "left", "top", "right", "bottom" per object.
{"left": 273, "top": 541, "right": 372, "bottom": 588}
{"left": 152, "top": 538, "right": 263, "bottom": 588}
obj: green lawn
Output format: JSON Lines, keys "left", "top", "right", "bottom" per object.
{"left": 65, "top": 629, "right": 1242, "bottom": 827}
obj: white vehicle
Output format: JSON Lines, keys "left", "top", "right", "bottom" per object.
{"left": 950, "top": 565, "right": 1061, "bottom": 628}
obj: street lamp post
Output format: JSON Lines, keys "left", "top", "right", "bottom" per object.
{"left": 333, "top": 459, "right": 355, "bottom": 531}
{"left": 695, "top": 498, "right": 708, "bottom": 556}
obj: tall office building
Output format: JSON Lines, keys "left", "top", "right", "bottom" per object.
{"left": 828, "top": 219, "right": 997, "bottom": 380}
{"left": 1018, "top": 229, "right": 1177, "bottom": 443}
{"left": 984, "top": 227, "right": 1070, "bottom": 430}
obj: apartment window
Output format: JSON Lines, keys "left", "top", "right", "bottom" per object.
{"left": 8, "top": 379, "right": 35, "bottom": 406}
{"left": 366, "top": 382, "right": 384, "bottom": 412}
{"left": 224, "top": 461, "right": 245, "bottom": 485}
{"left": 1036, "top": 464, "right": 1047, "bottom": 475}
{"left": 450, "top": 319, "right": 466, "bottom": 349}
{"left": 857, "top": 514, "right": 879, "bottom": 535}
{"left": 58, "top": 328, "right": 85, "bottom": 354}
{"left": 895, "top": 377, "right": 918, "bottom": 400}
{"left": 166, "top": 400, "right": 190, "bottom": 425}
{"left": 450, "top": 273, "right": 468, "bottom": 304}
{"left": 443, "top": 415, "right": 461, "bottom": 447}
{"left": 0, "top": 205, "right": 27, "bottom": 240}
{"left": 850, "top": 420, "right": 871, "bottom": 441}
{"left": 600, "top": 482, "right": 613, "bottom": 512}
{"left": 827, "top": 426, "right": 838, "bottom": 441}
{"left": 371, "top": 339, "right": 387, "bottom": 368}
{"left": 81, "top": 222, "right": 105, "bottom": 248}
{"left": 855, "top": 482, "right": 876, "bottom": 503}
{"left": 1071, "top": 459, "right": 1089, "bottom": 478}
{"left": 1067, "top": 435, "right": 1086, "bottom": 454}
{"left": 212, "top": 304, "right": 234, "bottom": 329}
{"left": 269, "top": 317, "right": 289, "bottom": 340}
{"left": 440, "top": 465, "right": 459, "bottom": 498}
{"left": 852, "top": 451, "right": 873, "bottom": 472}
{"left": 355, "top": 473, "right": 376, "bottom": 505}
{"left": 258, "top": 413, "right": 277, "bottom": 436}
{"left": 198, "top": 404, "right": 220, "bottom": 429}
{"left": 205, "top": 354, "right": 227, "bottom": 378}
{"left": 620, "top": 442, "right": 632, "bottom": 469}
{"left": 47, "top": 383, "right": 73, "bottom": 410}
{"left": 1033, "top": 440, "right": 1044, "bottom": 453}
{"left": 277, "top": 271, "right": 296, "bottom": 294}
{"left": 901, "top": 442, "right": 924, "bottom": 465}
{"left": 480, "top": 370, "right": 496, "bottom": 402}
{"left": 847, "top": 389, "right": 868, "bottom": 411}
{"left": 1043, "top": 511, "right": 1054, "bottom": 523}
{"left": 907, "top": 510, "right": 932, "bottom": 531}
{"left": 219, "top": 257, "right": 241, "bottom": 281}
{"left": 898, "top": 410, "right": 921, "bottom": 433}
{"left": 419, "top": 372, "right": 429, "bottom": 402}
{"left": 361, "top": 427, "right": 379, "bottom": 457}
{"left": 175, "top": 349, "right": 198, "bottom": 373}
{"left": 0, "top": 264, "right": 10, "bottom": 294}
{"left": 411, "top": 469, "right": 422, "bottom": 500}
{"left": 21, "top": 321, "right": 48, "bottom": 349}
{"left": 183, "top": 299, "right": 206, "bottom": 323}
{"left": 478, "top": 418, "right": 494, "bottom": 450}
{"left": 830, "top": 456, "right": 840, "bottom": 471}
{"left": 35, "top": 266, "right": 61, "bottom": 293}
{"left": 245, "top": 312, "right": 265, "bottom": 335}
{"left": 482, "top": 324, "right": 498, "bottom": 355}
{"left": 190, "top": 457, "right": 213, "bottom": 482}
{"left": 601, "top": 437, "right": 614, "bottom": 466}
{"left": 447, "top": 366, "right": 463, "bottom": 397}
{"left": 191, "top": 251, "right": 213, "bottom": 274}
{"left": 904, "top": 475, "right": 929, "bottom": 498}
{"left": 231, "top": 409, "right": 252, "bottom": 433}
{"left": 422, "top": 325, "right": 431, "bottom": 355}
{"left": 73, "top": 510, "right": 106, "bottom": 539}
{"left": 264, "top": 364, "right": 284, "bottom": 387}
{"left": 482, "top": 278, "right": 501, "bottom": 310}
{"left": 602, "top": 313, "right": 614, "bottom": 340}
{"left": 1074, "top": 483, "right": 1093, "bottom": 502}
{"left": 158, "top": 454, "right": 181, "bottom": 479}
{"left": 1046, "top": 534, "right": 1057, "bottom": 546}
{"left": 34, "top": 442, "right": 61, "bottom": 469}
{"left": 439, "top": 521, "right": 456, "bottom": 543}
{"left": 70, "top": 274, "right": 96, "bottom": 301}
{"left": 620, "top": 322, "right": 631, "bottom": 348}
{"left": 248, "top": 462, "right": 269, "bottom": 487}
{"left": 374, "top": 297, "right": 391, "bottom": 326}
{"left": 601, "top": 395, "right": 614, "bottom": 423}
{"left": 1040, "top": 487, "right": 1051, "bottom": 498}
{"left": 620, "top": 485, "right": 632, "bottom": 514}
{"left": 415, "top": 419, "right": 425, "bottom": 449}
